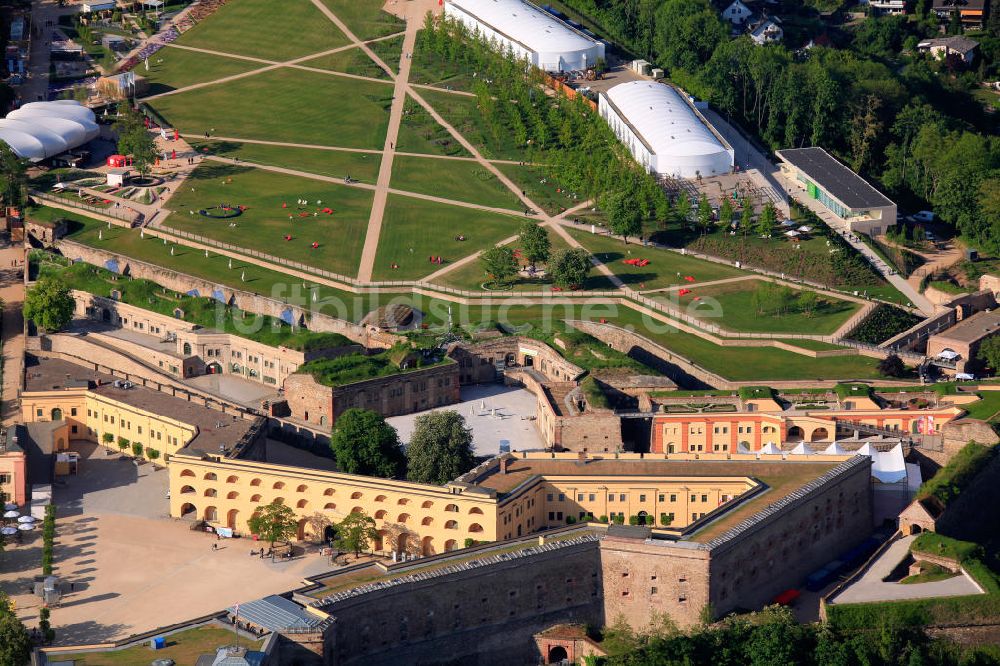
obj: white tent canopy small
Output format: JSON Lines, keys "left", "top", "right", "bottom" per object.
{"left": 784, "top": 230, "right": 800, "bottom": 238}
{"left": 937, "top": 349, "right": 959, "bottom": 360}
{"left": 736, "top": 441, "right": 752, "bottom": 454}
{"left": 790, "top": 442, "right": 810, "bottom": 455}
{"left": 759, "top": 442, "right": 782, "bottom": 455}
{"left": 824, "top": 442, "right": 848, "bottom": 455}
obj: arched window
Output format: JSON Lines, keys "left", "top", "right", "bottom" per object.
{"left": 204, "top": 472, "right": 217, "bottom": 481}
{"left": 324, "top": 503, "right": 336, "bottom": 510}
{"left": 225, "top": 476, "right": 239, "bottom": 484}
{"left": 445, "top": 504, "right": 459, "bottom": 512}
{"left": 351, "top": 506, "right": 363, "bottom": 514}
{"left": 296, "top": 499, "right": 308, "bottom": 509}
{"left": 183, "top": 342, "right": 192, "bottom": 355}
{"left": 296, "top": 484, "right": 308, "bottom": 493}
{"left": 251, "top": 494, "right": 262, "bottom": 502}
{"left": 273, "top": 481, "right": 285, "bottom": 490}
{"left": 323, "top": 488, "right": 335, "bottom": 496}
{"left": 468, "top": 507, "right": 484, "bottom": 515}
{"left": 204, "top": 488, "right": 217, "bottom": 497}
{"left": 397, "top": 513, "right": 410, "bottom": 523}
{"left": 180, "top": 469, "right": 195, "bottom": 478}
{"left": 397, "top": 498, "right": 410, "bottom": 505}
{"left": 375, "top": 510, "right": 387, "bottom": 519}
{"left": 319, "top": 415, "right": 327, "bottom": 426}
{"left": 444, "top": 539, "right": 457, "bottom": 552}
{"left": 469, "top": 523, "right": 483, "bottom": 533}
{"left": 250, "top": 478, "right": 262, "bottom": 486}
{"left": 421, "top": 500, "right": 433, "bottom": 509}
{"left": 351, "top": 492, "right": 362, "bottom": 499}
{"left": 421, "top": 516, "right": 433, "bottom": 526}
{"left": 273, "top": 497, "right": 285, "bottom": 505}
{"left": 226, "top": 491, "right": 239, "bottom": 500}
{"left": 374, "top": 495, "right": 387, "bottom": 502}
{"left": 445, "top": 520, "right": 458, "bottom": 530}
{"left": 204, "top": 506, "right": 218, "bottom": 522}
{"left": 180, "top": 485, "right": 195, "bottom": 495}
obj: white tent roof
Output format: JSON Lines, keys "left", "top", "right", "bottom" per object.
{"left": 759, "top": 442, "right": 782, "bottom": 455}
{"left": 448, "top": 0, "right": 599, "bottom": 55}
{"left": 1, "top": 101, "right": 98, "bottom": 161}
{"left": 789, "top": 442, "right": 810, "bottom": 455}
{"left": 604, "top": 81, "right": 730, "bottom": 160}
{"left": 824, "top": 442, "right": 848, "bottom": 455}
{"left": 937, "top": 349, "right": 959, "bottom": 360}
{"left": 872, "top": 444, "right": 907, "bottom": 484}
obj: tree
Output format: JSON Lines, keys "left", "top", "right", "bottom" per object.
{"left": 0, "top": 594, "right": 31, "bottom": 666}
{"left": 131, "top": 442, "right": 143, "bottom": 457}
{"left": 518, "top": 221, "right": 551, "bottom": 269}
{"left": 114, "top": 109, "right": 156, "bottom": 178}
{"left": 796, "top": 290, "right": 819, "bottom": 317}
{"left": 976, "top": 336, "right": 1000, "bottom": 372}
{"left": 329, "top": 409, "right": 405, "bottom": 478}
{"left": 605, "top": 190, "right": 643, "bottom": 243}
{"left": 306, "top": 512, "right": 332, "bottom": 545}
{"left": 756, "top": 202, "right": 777, "bottom": 236}
{"left": 740, "top": 196, "right": 754, "bottom": 233}
{"left": 675, "top": 191, "right": 692, "bottom": 225}
{"left": 479, "top": 245, "right": 518, "bottom": 287}
{"left": 23, "top": 276, "right": 74, "bottom": 332}
{"left": 0, "top": 143, "right": 26, "bottom": 209}
{"left": 696, "top": 193, "right": 713, "bottom": 235}
{"left": 247, "top": 500, "right": 298, "bottom": 547}
{"left": 145, "top": 448, "right": 160, "bottom": 462}
{"left": 117, "top": 436, "right": 129, "bottom": 451}
{"left": 333, "top": 510, "right": 378, "bottom": 557}
{"left": 549, "top": 247, "right": 592, "bottom": 289}
{"left": 406, "top": 411, "right": 475, "bottom": 485}
{"left": 878, "top": 353, "right": 906, "bottom": 378}
{"left": 719, "top": 198, "right": 734, "bottom": 228}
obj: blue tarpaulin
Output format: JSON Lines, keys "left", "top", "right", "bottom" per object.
{"left": 103, "top": 259, "right": 119, "bottom": 274}
{"left": 280, "top": 308, "right": 294, "bottom": 325}
{"left": 212, "top": 288, "right": 226, "bottom": 303}
{"left": 186, "top": 289, "right": 199, "bottom": 297}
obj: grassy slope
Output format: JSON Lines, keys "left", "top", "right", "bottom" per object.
{"left": 390, "top": 155, "right": 520, "bottom": 210}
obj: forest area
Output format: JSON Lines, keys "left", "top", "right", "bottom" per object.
{"left": 552, "top": 0, "right": 1000, "bottom": 254}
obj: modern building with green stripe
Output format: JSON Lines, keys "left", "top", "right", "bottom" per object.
{"left": 776, "top": 147, "right": 897, "bottom": 236}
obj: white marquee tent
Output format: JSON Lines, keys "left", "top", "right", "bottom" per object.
{"left": 0, "top": 101, "right": 100, "bottom": 162}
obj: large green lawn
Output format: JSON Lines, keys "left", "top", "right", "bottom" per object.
{"left": 371, "top": 195, "right": 523, "bottom": 281}
{"left": 390, "top": 155, "right": 520, "bottom": 210}
{"left": 495, "top": 163, "right": 587, "bottom": 216}
{"left": 668, "top": 279, "right": 862, "bottom": 335}
{"left": 300, "top": 33, "right": 403, "bottom": 79}
{"left": 149, "top": 68, "right": 392, "bottom": 149}
{"left": 164, "top": 163, "right": 372, "bottom": 277}
{"left": 963, "top": 391, "right": 1000, "bottom": 422}
{"left": 317, "top": 0, "right": 406, "bottom": 40}
{"left": 396, "top": 94, "right": 472, "bottom": 157}
{"left": 175, "top": 0, "right": 349, "bottom": 59}
{"left": 567, "top": 228, "right": 747, "bottom": 289}
{"left": 189, "top": 139, "right": 382, "bottom": 184}
{"left": 415, "top": 88, "right": 527, "bottom": 160}
{"left": 141, "top": 47, "right": 262, "bottom": 96}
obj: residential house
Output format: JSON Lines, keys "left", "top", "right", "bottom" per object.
{"left": 748, "top": 17, "right": 783, "bottom": 45}
{"left": 721, "top": 0, "right": 752, "bottom": 25}
{"left": 917, "top": 35, "right": 979, "bottom": 64}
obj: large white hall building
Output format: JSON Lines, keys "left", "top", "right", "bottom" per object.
{"left": 444, "top": 0, "right": 605, "bottom": 72}
{"left": 0, "top": 101, "right": 100, "bottom": 162}
{"left": 599, "top": 81, "right": 734, "bottom": 180}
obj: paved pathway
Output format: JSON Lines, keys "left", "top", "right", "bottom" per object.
{"left": 830, "top": 535, "right": 983, "bottom": 604}
{"left": 0, "top": 244, "right": 25, "bottom": 427}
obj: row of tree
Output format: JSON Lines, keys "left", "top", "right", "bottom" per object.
{"left": 554, "top": 0, "right": 999, "bottom": 255}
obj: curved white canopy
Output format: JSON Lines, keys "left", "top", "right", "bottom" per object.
{"left": 0, "top": 101, "right": 98, "bottom": 161}
{"left": 605, "top": 81, "right": 729, "bottom": 160}
{"left": 448, "top": 0, "right": 598, "bottom": 56}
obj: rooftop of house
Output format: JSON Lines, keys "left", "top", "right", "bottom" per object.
{"left": 931, "top": 0, "right": 985, "bottom": 11}
{"left": 23, "top": 354, "right": 114, "bottom": 391}
{"left": 930, "top": 310, "right": 1000, "bottom": 345}
{"left": 918, "top": 35, "right": 979, "bottom": 53}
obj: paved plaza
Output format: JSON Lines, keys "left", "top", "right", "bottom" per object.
{"left": 388, "top": 383, "right": 545, "bottom": 456}
{"left": 0, "top": 443, "right": 333, "bottom": 645}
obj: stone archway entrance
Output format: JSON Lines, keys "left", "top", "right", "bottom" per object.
{"left": 180, "top": 503, "right": 196, "bottom": 518}
{"left": 50, "top": 408, "right": 62, "bottom": 420}
{"left": 421, "top": 536, "right": 434, "bottom": 556}
{"left": 548, "top": 646, "right": 569, "bottom": 663}
{"left": 323, "top": 525, "right": 336, "bottom": 543}
{"left": 811, "top": 427, "right": 829, "bottom": 442}
{"left": 227, "top": 509, "right": 239, "bottom": 529}
{"left": 207, "top": 362, "right": 222, "bottom": 375}
{"left": 397, "top": 532, "right": 409, "bottom": 555}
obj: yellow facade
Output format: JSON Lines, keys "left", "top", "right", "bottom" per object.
{"left": 21, "top": 388, "right": 196, "bottom": 458}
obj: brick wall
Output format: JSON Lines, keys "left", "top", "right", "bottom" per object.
{"left": 284, "top": 362, "right": 461, "bottom": 426}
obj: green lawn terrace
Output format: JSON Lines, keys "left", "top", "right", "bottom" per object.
{"left": 300, "top": 34, "right": 403, "bottom": 79}
{"left": 187, "top": 139, "right": 382, "bottom": 184}
{"left": 389, "top": 155, "right": 521, "bottom": 210}
{"left": 298, "top": 344, "right": 452, "bottom": 387}
{"left": 137, "top": 47, "right": 263, "bottom": 96}
{"left": 32, "top": 251, "right": 352, "bottom": 351}
{"left": 148, "top": 67, "right": 392, "bottom": 150}
{"left": 163, "top": 162, "right": 371, "bottom": 278}
{"left": 46, "top": 625, "right": 264, "bottom": 665}
{"left": 396, "top": 95, "right": 472, "bottom": 158}
{"left": 566, "top": 228, "right": 747, "bottom": 291}
{"left": 174, "top": 0, "right": 351, "bottom": 58}
{"left": 370, "top": 195, "right": 524, "bottom": 282}
{"left": 317, "top": 0, "right": 406, "bottom": 41}
{"left": 666, "top": 279, "right": 862, "bottom": 336}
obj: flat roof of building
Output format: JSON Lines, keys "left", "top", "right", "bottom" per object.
{"left": 447, "top": 0, "right": 600, "bottom": 56}
{"left": 776, "top": 147, "right": 894, "bottom": 210}
{"left": 23, "top": 354, "right": 113, "bottom": 391}
{"left": 930, "top": 309, "right": 1000, "bottom": 345}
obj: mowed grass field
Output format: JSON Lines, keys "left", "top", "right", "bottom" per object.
{"left": 301, "top": 36, "right": 402, "bottom": 79}
{"left": 175, "top": 0, "right": 349, "bottom": 58}
{"left": 149, "top": 68, "right": 392, "bottom": 149}
{"left": 164, "top": 163, "right": 372, "bottom": 276}
{"left": 371, "top": 195, "right": 523, "bottom": 281}
{"left": 140, "top": 47, "right": 262, "bottom": 96}
{"left": 566, "top": 228, "right": 747, "bottom": 289}
{"left": 189, "top": 139, "right": 382, "bottom": 183}
{"left": 671, "top": 279, "right": 862, "bottom": 335}
{"left": 318, "top": 0, "right": 406, "bottom": 40}
{"left": 390, "top": 156, "right": 521, "bottom": 210}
